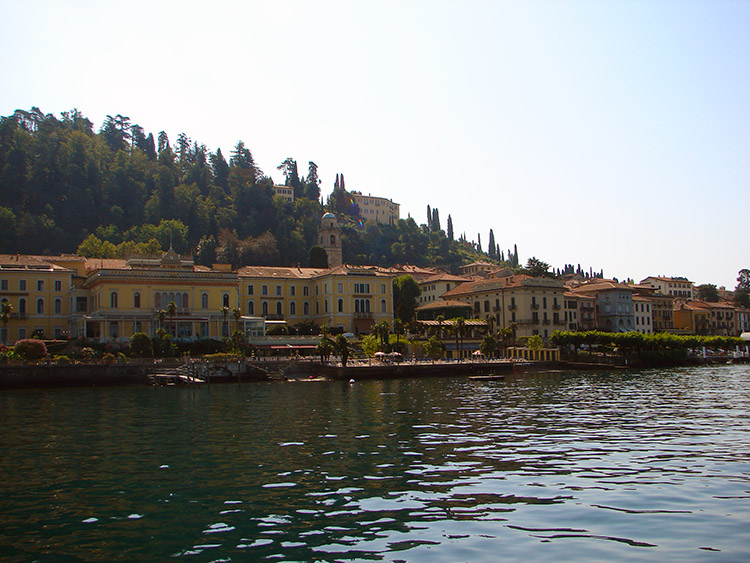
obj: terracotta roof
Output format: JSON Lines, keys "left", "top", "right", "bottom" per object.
{"left": 0, "top": 254, "right": 71, "bottom": 271}
{"left": 418, "top": 319, "right": 487, "bottom": 327}
{"left": 416, "top": 300, "right": 472, "bottom": 311}
{"left": 238, "top": 266, "right": 326, "bottom": 279}
{"left": 418, "top": 272, "right": 470, "bottom": 285}
{"left": 570, "top": 281, "right": 635, "bottom": 294}
{"left": 443, "top": 274, "right": 561, "bottom": 298}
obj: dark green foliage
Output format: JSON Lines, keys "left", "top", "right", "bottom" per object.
{"left": 393, "top": 274, "right": 421, "bottom": 323}
{"left": 13, "top": 338, "right": 47, "bottom": 361}
{"left": 308, "top": 246, "right": 328, "bottom": 268}
{"left": 696, "top": 284, "right": 719, "bottom": 302}
{"left": 130, "top": 332, "right": 153, "bottom": 358}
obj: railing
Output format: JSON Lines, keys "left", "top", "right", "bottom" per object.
{"left": 265, "top": 314, "right": 285, "bottom": 321}
{"left": 354, "top": 311, "right": 373, "bottom": 318}
{"left": 530, "top": 303, "right": 539, "bottom": 310}
{"left": 508, "top": 304, "right": 517, "bottom": 311}
{"left": 553, "top": 304, "right": 561, "bottom": 310}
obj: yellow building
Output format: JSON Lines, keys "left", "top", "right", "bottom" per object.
{"left": 442, "top": 274, "right": 567, "bottom": 340}
{"left": 1, "top": 254, "right": 74, "bottom": 343}
{"left": 238, "top": 264, "right": 394, "bottom": 335}
{"left": 69, "top": 250, "right": 240, "bottom": 343}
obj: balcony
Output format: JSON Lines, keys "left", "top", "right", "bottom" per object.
{"left": 508, "top": 304, "right": 517, "bottom": 311}
{"left": 265, "top": 314, "right": 285, "bottom": 321}
{"left": 553, "top": 304, "right": 561, "bottom": 310}
{"left": 530, "top": 303, "right": 539, "bottom": 310}
{"left": 543, "top": 319, "right": 551, "bottom": 325}
{"left": 354, "top": 311, "right": 373, "bottom": 319}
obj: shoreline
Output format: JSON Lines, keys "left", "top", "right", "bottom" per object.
{"left": 0, "top": 354, "right": 746, "bottom": 390}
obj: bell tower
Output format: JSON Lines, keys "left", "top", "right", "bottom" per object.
{"left": 318, "top": 212, "right": 342, "bottom": 268}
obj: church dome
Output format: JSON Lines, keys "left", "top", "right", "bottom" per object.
{"left": 322, "top": 212, "right": 336, "bottom": 219}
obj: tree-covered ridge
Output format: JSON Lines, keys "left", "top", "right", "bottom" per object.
{"left": 0, "top": 107, "right": 494, "bottom": 270}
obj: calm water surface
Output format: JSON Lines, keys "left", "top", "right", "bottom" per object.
{"left": 1, "top": 365, "right": 749, "bottom": 562}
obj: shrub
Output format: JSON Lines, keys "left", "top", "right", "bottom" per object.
{"left": 53, "top": 355, "right": 72, "bottom": 364}
{"left": 102, "top": 352, "right": 116, "bottom": 364}
{"left": 13, "top": 339, "right": 47, "bottom": 361}
{"left": 130, "top": 332, "right": 153, "bottom": 358}
{"left": 80, "top": 347, "right": 95, "bottom": 362}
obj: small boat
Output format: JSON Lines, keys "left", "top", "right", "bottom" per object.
{"left": 468, "top": 374, "right": 505, "bottom": 381}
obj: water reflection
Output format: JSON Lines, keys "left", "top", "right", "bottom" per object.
{"left": 0, "top": 366, "right": 749, "bottom": 561}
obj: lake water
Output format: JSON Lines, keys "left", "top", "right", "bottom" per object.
{"left": 1, "top": 365, "right": 749, "bottom": 562}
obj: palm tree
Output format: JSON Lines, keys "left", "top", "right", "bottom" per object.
{"left": 453, "top": 317, "right": 466, "bottom": 361}
{"left": 485, "top": 314, "right": 495, "bottom": 334}
{"left": 335, "top": 334, "right": 350, "bottom": 366}
{"left": 1, "top": 301, "right": 12, "bottom": 344}
{"left": 232, "top": 306, "right": 242, "bottom": 333}
{"left": 393, "top": 318, "right": 403, "bottom": 352}
{"left": 156, "top": 309, "right": 167, "bottom": 332}
{"left": 508, "top": 321, "right": 518, "bottom": 347}
{"left": 221, "top": 305, "right": 230, "bottom": 337}
{"left": 435, "top": 314, "right": 445, "bottom": 339}
{"left": 166, "top": 301, "right": 177, "bottom": 337}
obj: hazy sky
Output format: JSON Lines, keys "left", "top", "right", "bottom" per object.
{"left": 1, "top": 0, "right": 747, "bottom": 288}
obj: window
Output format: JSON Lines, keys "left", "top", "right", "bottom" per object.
{"left": 248, "top": 285, "right": 254, "bottom": 295}
{"left": 134, "top": 292, "right": 141, "bottom": 308}
{"left": 290, "top": 286, "right": 295, "bottom": 296}
{"left": 543, "top": 297, "right": 547, "bottom": 308}
{"left": 223, "top": 294, "right": 229, "bottom": 307}
{"left": 338, "top": 299, "right": 343, "bottom": 312}
{"left": 76, "top": 297, "right": 86, "bottom": 313}
{"left": 55, "top": 280, "right": 62, "bottom": 292}
{"left": 262, "top": 285, "right": 268, "bottom": 296}
{"left": 276, "top": 286, "right": 282, "bottom": 296}
{"left": 303, "top": 287, "right": 309, "bottom": 296}
{"left": 338, "top": 283, "right": 344, "bottom": 293}
{"left": 0, "top": 280, "right": 7, "bottom": 291}
{"left": 54, "top": 299, "right": 62, "bottom": 314}
{"left": 315, "top": 302, "right": 319, "bottom": 314}
{"left": 18, "top": 327, "right": 26, "bottom": 340}
{"left": 381, "top": 284, "right": 386, "bottom": 294}
{"left": 324, "top": 299, "right": 328, "bottom": 313}
{"left": 354, "top": 283, "right": 370, "bottom": 294}
{"left": 110, "top": 292, "right": 118, "bottom": 308}
{"left": 290, "top": 302, "right": 296, "bottom": 315}
{"left": 381, "top": 299, "right": 387, "bottom": 313}
{"left": 262, "top": 301, "right": 268, "bottom": 316}
{"left": 248, "top": 301, "right": 254, "bottom": 315}
{"left": 37, "top": 298, "right": 44, "bottom": 314}
{"left": 19, "top": 280, "right": 26, "bottom": 291}
{"left": 484, "top": 300, "right": 490, "bottom": 313}
{"left": 303, "top": 302, "right": 309, "bottom": 315}
{"left": 37, "top": 280, "right": 44, "bottom": 291}
{"left": 532, "top": 311, "right": 539, "bottom": 323}
{"left": 134, "top": 321, "right": 142, "bottom": 333}
{"left": 276, "top": 302, "right": 282, "bottom": 315}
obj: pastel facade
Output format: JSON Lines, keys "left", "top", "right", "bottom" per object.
{"left": 418, "top": 273, "right": 469, "bottom": 306}
{"left": 633, "top": 295, "right": 653, "bottom": 333}
{"left": 571, "top": 281, "right": 636, "bottom": 332}
{"left": 238, "top": 264, "right": 394, "bottom": 335}
{"left": 0, "top": 254, "right": 74, "bottom": 343}
{"left": 442, "top": 274, "right": 566, "bottom": 340}
{"left": 640, "top": 276, "right": 694, "bottom": 300}
{"left": 350, "top": 193, "right": 400, "bottom": 225}
{"left": 272, "top": 185, "right": 295, "bottom": 203}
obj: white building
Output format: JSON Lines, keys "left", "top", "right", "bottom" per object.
{"left": 350, "top": 192, "right": 400, "bottom": 225}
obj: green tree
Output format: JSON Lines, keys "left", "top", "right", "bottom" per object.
{"left": 453, "top": 317, "right": 466, "bottom": 360}
{"left": 696, "top": 284, "right": 719, "bottom": 302}
{"left": 335, "top": 334, "right": 350, "bottom": 366}
{"left": 308, "top": 246, "right": 328, "bottom": 268}
{"left": 527, "top": 334, "right": 543, "bottom": 350}
{"left": 480, "top": 333, "right": 497, "bottom": 358}
{"left": 422, "top": 335, "right": 445, "bottom": 361}
{"left": 130, "top": 332, "right": 154, "bottom": 358}
{"left": 1, "top": 301, "right": 11, "bottom": 344}
{"left": 393, "top": 275, "right": 420, "bottom": 323}
{"left": 524, "top": 257, "right": 551, "bottom": 277}
{"left": 166, "top": 301, "right": 177, "bottom": 337}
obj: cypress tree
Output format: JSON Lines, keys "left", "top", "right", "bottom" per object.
{"left": 446, "top": 215, "right": 454, "bottom": 240}
{"left": 488, "top": 229, "right": 496, "bottom": 259}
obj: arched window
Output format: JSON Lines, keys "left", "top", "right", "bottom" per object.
{"left": 262, "top": 301, "right": 268, "bottom": 316}
{"left": 19, "top": 298, "right": 26, "bottom": 314}
{"left": 330, "top": 234, "right": 336, "bottom": 245}
{"left": 303, "top": 302, "right": 309, "bottom": 316}
{"left": 290, "top": 302, "right": 296, "bottom": 315}
{"left": 276, "top": 302, "right": 282, "bottom": 316}
{"left": 54, "top": 298, "right": 62, "bottom": 314}
{"left": 365, "top": 299, "right": 371, "bottom": 312}
{"left": 161, "top": 292, "right": 168, "bottom": 307}
{"left": 338, "top": 299, "right": 343, "bottom": 312}
{"left": 182, "top": 293, "right": 189, "bottom": 308}
{"left": 37, "top": 298, "right": 44, "bottom": 314}
{"left": 248, "top": 301, "right": 254, "bottom": 315}
{"left": 110, "top": 292, "right": 118, "bottom": 308}
{"left": 134, "top": 292, "right": 141, "bottom": 308}
{"left": 201, "top": 293, "right": 208, "bottom": 309}
{"left": 324, "top": 299, "right": 328, "bottom": 313}
{"left": 154, "top": 293, "right": 161, "bottom": 308}
{"left": 381, "top": 299, "right": 387, "bottom": 313}
{"left": 315, "top": 302, "right": 319, "bottom": 314}
{"left": 223, "top": 294, "right": 230, "bottom": 307}
{"left": 355, "top": 299, "right": 360, "bottom": 313}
